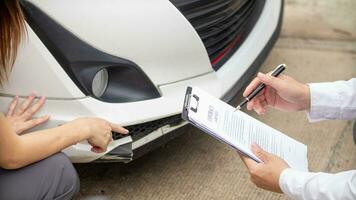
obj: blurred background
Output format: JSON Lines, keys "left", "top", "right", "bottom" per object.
{"left": 76, "top": 0, "right": 356, "bottom": 199}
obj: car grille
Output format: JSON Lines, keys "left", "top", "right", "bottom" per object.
{"left": 112, "top": 114, "right": 183, "bottom": 141}
{"left": 170, "top": 0, "right": 265, "bottom": 70}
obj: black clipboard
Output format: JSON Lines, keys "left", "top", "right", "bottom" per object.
{"left": 181, "top": 87, "right": 260, "bottom": 163}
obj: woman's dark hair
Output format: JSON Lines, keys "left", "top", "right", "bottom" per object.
{"left": 0, "top": 0, "right": 26, "bottom": 86}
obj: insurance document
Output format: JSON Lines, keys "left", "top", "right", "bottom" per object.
{"left": 182, "top": 87, "right": 308, "bottom": 171}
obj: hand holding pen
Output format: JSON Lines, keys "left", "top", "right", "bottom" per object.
{"left": 236, "top": 64, "right": 311, "bottom": 114}
{"left": 235, "top": 64, "right": 286, "bottom": 111}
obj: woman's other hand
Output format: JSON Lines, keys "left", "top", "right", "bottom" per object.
{"left": 243, "top": 72, "right": 311, "bottom": 115}
{"left": 71, "top": 118, "right": 129, "bottom": 153}
{"left": 6, "top": 93, "right": 49, "bottom": 134}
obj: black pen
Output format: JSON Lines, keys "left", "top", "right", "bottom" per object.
{"left": 234, "top": 64, "right": 286, "bottom": 111}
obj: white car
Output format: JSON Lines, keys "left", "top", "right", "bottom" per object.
{"left": 0, "top": 0, "right": 283, "bottom": 163}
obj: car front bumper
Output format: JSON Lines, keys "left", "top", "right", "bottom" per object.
{"left": 0, "top": 0, "right": 283, "bottom": 163}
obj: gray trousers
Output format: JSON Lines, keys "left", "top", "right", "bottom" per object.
{"left": 0, "top": 152, "right": 80, "bottom": 200}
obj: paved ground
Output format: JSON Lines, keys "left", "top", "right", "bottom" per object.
{"left": 76, "top": 0, "right": 356, "bottom": 199}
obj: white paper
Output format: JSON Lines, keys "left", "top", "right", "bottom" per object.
{"left": 187, "top": 87, "right": 308, "bottom": 171}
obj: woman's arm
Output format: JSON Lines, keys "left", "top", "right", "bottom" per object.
{"left": 0, "top": 113, "right": 86, "bottom": 169}
{"left": 0, "top": 95, "right": 128, "bottom": 169}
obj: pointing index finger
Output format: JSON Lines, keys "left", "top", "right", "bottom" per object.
{"left": 110, "top": 123, "right": 129, "bottom": 135}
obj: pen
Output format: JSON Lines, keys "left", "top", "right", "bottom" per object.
{"left": 234, "top": 64, "right": 286, "bottom": 111}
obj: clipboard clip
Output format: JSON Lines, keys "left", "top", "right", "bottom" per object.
{"left": 190, "top": 94, "right": 199, "bottom": 113}
{"left": 182, "top": 87, "right": 199, "bottom": 120}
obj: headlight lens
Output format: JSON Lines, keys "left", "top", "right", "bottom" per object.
{"left": 92, "top": 68, "right": 109, "bottom": 98}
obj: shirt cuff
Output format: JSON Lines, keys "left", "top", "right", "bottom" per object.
{"left": 306, "top": 82, "right": 342, "bottom": 122}
{"left": 279, "top": 168, "right": 315, "bottom": 200}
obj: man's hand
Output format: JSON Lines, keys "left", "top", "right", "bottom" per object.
{"left": 6, "top": 93, "right": 49, "bottom": 134}
{"left": 243, "top": 72, "right": 311, "bottom": 115}
{"left": 239, "top": 143, "right": 289, "bottom": 193}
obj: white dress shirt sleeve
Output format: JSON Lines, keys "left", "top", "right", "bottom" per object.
{"left": 279, "top": 168, "right": 356, "bottom": 200}
{"left": 278, "top": 78, "right": 356, "bottom": 199}
{"left": 308, "top": 78, "right": 356, "bottom": 122}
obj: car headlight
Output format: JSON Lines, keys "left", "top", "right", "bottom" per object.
{"left": 21, "top": 1, "right": 161, "bottom": 103}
